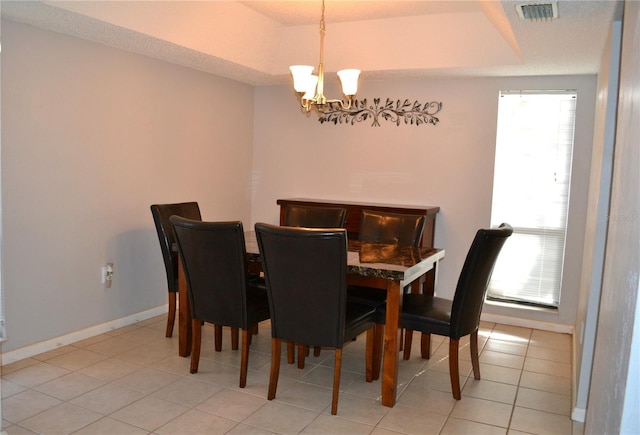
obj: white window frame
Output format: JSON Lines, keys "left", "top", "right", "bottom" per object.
{"left": 488, "top": 90, "right": 577, "bottom": 309}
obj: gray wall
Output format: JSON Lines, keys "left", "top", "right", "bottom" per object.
{"left": 1, "top": 20, "right": 255, "bottom": 352}
{"left": 586, "top": 1, "right": 640, "bottom": 433}
{"left": 252, "top": 75, "right": 596, "bottom": 328}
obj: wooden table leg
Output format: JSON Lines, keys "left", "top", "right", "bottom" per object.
{"left": 381, "top": 280, "right": 402, "bottom": 407}
{"left": 178, "top": 256, "right": 192, "bottom": 357}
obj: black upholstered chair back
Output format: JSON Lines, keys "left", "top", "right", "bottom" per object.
{"left": 150, "top": 202, "right": 201, "bottom": 292}
{"left": 283, "top": 204, "right": 347, "bottom": 228}
{"left": 450, "top": 224, "right": 513, "bottom": 339}
{"left": 170, "top": 216, "right": 250, "bottom": 329}
{"left": 255, "top": 223, "right": 348, "bottom": 348}
{"left": 359, "top": 210, "right": 426, "bottom": 247}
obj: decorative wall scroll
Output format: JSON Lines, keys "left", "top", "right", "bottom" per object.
{"left": 318, "top": 98, "right": 442, "bottom": 127}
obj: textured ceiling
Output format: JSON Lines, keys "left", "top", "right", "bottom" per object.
{"left": 1, "top": 1, "right": 619, "bottom": 85}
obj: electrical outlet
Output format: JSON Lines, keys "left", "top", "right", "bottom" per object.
{"left": 102, "top": 263, "right": 114, "bottom": 288}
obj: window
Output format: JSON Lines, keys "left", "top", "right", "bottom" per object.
{"left": 488, "top": 90, "right": 577, "bottom": 309}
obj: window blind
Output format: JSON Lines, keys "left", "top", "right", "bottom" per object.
{"left": 488, "top": 90, "right": 577, "bottom": 308}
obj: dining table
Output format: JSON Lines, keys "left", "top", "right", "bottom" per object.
{"left": 176, "top": 231, "right": 445, "bottom": 408}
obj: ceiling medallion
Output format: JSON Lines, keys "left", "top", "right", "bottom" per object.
{"left": 318, "top": 98, "right": 443, "bottom": 127}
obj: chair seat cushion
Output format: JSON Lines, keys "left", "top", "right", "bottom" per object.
{"left": 344, "top": 301, "right": 377, "bottom": 343}
{"left": 347, "top": 286, "right": 387, "bottom": 307}
{"left": 246, "top": 285, "right": 271, "bottom": 325}
{"left": 376, "top": 294, "right": 453, "bottom": 337}
{"left": 402, "top": 294, "right": 452, "bottom": 336}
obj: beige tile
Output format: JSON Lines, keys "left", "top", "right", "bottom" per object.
{"left": 377, "top": 404, "right": 447, "bottom": 434}
{"left": 3, "top": 362, "right": 70, "bottom": 388}
{"left": 321, "top": 392, "right": 389, "bottom": 426}
{"left": 410, "top": 368, "right": 468, "bottom": 394}
{"left": 33, "top": 372, "right": 105, "bottom": 401}
{"left": 189, "top": 359, "right": 246, "bottom": 387}
{"left": 69, "top": 384, "right": 145, "bottom": 415}
{"left": 85, "top": 336, "right": 140, "bottom": 356}
{"left": 243, "top": 401, "right": 319, "bottom": 435}
{"left": 483, "top": 338, "right": 528, "bottom": 356}
{"left": 441, "top": 417, "right": 507, "bottom": 435}
{"left": 197, "top": 388, "right": 267, "bottom": 422}
{"left": 515, "top": 387, "right": 571, "bottom": 416}
{"left": 491, "top": 325, "right": 532, "bottom": 343}
{"left": 343, "top": 374, "right": 385, "bottom": 399}
{"left": 510, "top": 406, "right": 573, "bottom": 434}
{"left": 151, "top": 354, "right": 194, "bottom": 375}
{"left": 113, "top": 366, "right": 182, "bottom": 394}
{"left": 78, "top": 356, "right": 143, "bottom": 381}
{"left": 226, "top": 423, "right": 281, "bottom": 434}
{"left": 397, "top": 384, "right": 457, "bottom": 415}
{"left": 110, "top": 395, "right": 189, "bottom": 431}
{"left": 479, "top": 350, "right": 525, "bottom": 370}
{"left": 450, "top": 396, "right": 513, "bottom": 428}
{"left": 2, "top": 389, "right": 62, "bottom": 423}
{"left": 519, "top": 371, "right": 571, "bottom": 395}
{"left": 523, "top": 357, "right": 571, "bottom": 378}
{"left": 300, "top": 364, "right": 360, "bottom": 392}
{"left": 31, "top": 344, "right": 78, "bottom": 362}
{"left": 477, "top": 363, "right": 522, "bottom": 385}
{"left": 1, "top": 358, "right": 39, "bottom": 375}
{"left": 46, "top": 348, "right": 108, "bottom": 371}
{"left": 300, "top": 413, "right": 374, "bottom": 434}
{"left": 526, "top": 345, "right": 571, "bottom": 363}
{"left": 19, "top": 402, "right": 102, "bottom": 434}
{"left": 116, "top": 344, "right": 175, "bottom": 366}
{"left": 529, "top": 330, "right": 571, "bottom": 350}
{"left": 271, "top": 381, "right": 334, "bottom": 412}
{"left": 156, "top": 408, "right": 238, "bottom": 434}
{"left": 462, "top": 378, "right": 518, "bottom": 404}
{"left": 1, "top": 379, "right": 27, "bottom": 399}
{"left": 152, "top": 376, "right": 221, "bottom": 408}
{"left": 3, "top": 422, "right": 38, "bottom": 434}
{"left": 73, "top": 416, "right": 149, "bottom": 434}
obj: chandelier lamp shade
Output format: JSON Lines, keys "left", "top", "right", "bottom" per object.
{"left": 289, "top": 0, "right": 361, "bottom": 113}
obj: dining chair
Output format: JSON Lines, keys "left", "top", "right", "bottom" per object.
{"left": 150, "top": 202, "right": 202, "bottom": 338}
{"left": 347, "top": 210, "right": 427, "bottom": 308}
{"left": 377, "top": 223, "right": 513, "bottom": 399}
{"left": 282, "top": 204, "right": 347, "bottom": 363}
{"left": 255, "top": 223, "right": 378, "bottom": 415}
{"left": 283, "top": 204, "right": 347, "bottom": 228}
{"left": 170, "top": 216, "right": 270, "bottom": 388}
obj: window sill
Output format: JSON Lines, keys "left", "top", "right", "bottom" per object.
{"left": 485, "top": 298, "right": 559, "bottom": 314}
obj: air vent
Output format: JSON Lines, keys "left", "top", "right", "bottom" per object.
{"left": 516, "top": 2, "right": 558, "bottom": 21}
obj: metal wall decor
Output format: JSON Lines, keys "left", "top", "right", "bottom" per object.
{"left": 318, "top": 98, "right": 443, "bottom": 127}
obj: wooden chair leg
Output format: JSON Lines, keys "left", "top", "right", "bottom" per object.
{"left": 297, "top": 344, "right": 306, "bottom": 369}
{"left": 403, "top": 329, "right": 413, "bottom": 360}
{"left": 313, "top": 346, "right": 321, "bottom": 357}
{"left": 332, "top": 349, "right": 342, "bottom": 415}
{"left": 372, "top": 324, "right": 384, "bottom": 381}
{"left": 421, "top": 333, "right": 431, "bottom": 359}
{"left": 240, "top": 329, "right": 250, "bottom": 388}
{"left": 190, "top": 319, "right": 202, "bottom": 374}
{"left": 268, "top": 338, "right": 282, "bottom": 400}
{"left": 470, "top": 330, "right": 481, "bottom": 380}
{"left": 365, "top": 328, "right": 374, "bottom": 382}
{"left": 287, "top": 341, "right": 295, "bottom": 364}
{"left": 449, "top": 338, "right": 461, "bottom": 400}
{"left": 214, "top": 325, "right": 223, "bottom": 351}
{"left": 166, "top": 291, "right": 176, "bottom": 338}
{"left": 231, "top": 327, "right": 239, "bottom": 350}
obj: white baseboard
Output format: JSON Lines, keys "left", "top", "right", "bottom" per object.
{"left": 1, "top": 305, "right": 168, "bottom": 366}
{"left": 572, "top": 407, "right": 586, "bottom": 422}
{"left": 481, "top": 312, "right": 574, "bottom": 334}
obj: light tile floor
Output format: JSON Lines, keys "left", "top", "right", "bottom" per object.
{"left": 1, "top": 316, "right": 584, "bottom": 434}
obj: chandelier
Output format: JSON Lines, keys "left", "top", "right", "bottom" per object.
{"left": 289, "top": 0, "right": 360, "bottom": 113}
